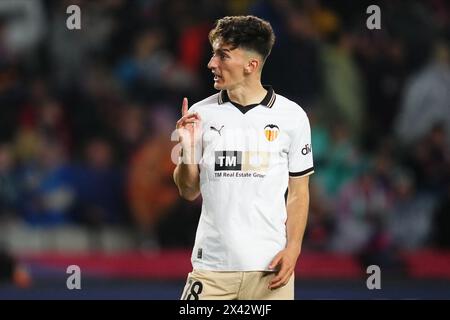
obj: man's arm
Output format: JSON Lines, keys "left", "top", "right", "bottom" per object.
{"left": 268, "top": 175, "right": 310, "bottom": 289}
{"left": 173, "top": 97, "right": 202, "bottom": 201}
{"left": 173, "top": 161, "right": 200, "bottom": 201}
{"left": 285, "top": 175, "right": 310, "bottom": 253}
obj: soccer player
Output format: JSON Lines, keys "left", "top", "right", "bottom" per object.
{"left": 174, "top": 15, "right": 314, "bottom": 300}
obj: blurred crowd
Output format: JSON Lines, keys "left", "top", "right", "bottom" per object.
{"left": 0, "top": 0, "right": 449, "bottom": 264}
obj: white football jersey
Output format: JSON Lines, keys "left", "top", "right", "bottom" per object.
{"left": 188, "top": 86, "right": 314, "bottom": 271}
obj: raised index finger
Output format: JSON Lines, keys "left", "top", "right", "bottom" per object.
{"left": 181, "top": 97, "right": 188, "bottom": 116}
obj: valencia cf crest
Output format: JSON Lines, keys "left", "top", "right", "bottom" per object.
{"left": 264, "top": 124, "right": 279, "bottom": 142}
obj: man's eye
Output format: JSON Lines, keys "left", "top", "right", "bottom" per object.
{"left": 212, "top": 52, "right": 227, "bottom": 59}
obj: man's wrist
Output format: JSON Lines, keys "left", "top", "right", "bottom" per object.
{"left": 286, "top": 242, "right": 301, "bottom": 253}
{"left": 180, "top": 144, "right": 199, "bottom": 164}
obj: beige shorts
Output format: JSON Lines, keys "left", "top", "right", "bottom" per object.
{"left": 180, "top": 269, "right": 294, "bottom": 300}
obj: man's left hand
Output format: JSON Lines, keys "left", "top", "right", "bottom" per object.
{"left": 268, "top": 246, "right": 300, "bottom": 290}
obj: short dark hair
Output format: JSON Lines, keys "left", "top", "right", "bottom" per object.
{"left": 209, "top": 15, "right": 275, "bottom": 60}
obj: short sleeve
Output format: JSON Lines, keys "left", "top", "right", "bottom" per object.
{"left": 288, "top": 112, "right": 314, "bottom": 177}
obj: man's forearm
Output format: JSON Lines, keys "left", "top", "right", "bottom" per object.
{"left": 285, "top": 183, "right": 310, "bottom": 251}
{"left": 174, "top": 163, "right": 200, "bottom": 201}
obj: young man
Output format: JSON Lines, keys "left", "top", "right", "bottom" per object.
{"left": 174, "top": 15, "right": 314, "bottom": 300}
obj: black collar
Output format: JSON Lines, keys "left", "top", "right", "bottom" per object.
{"left": 218, "top": 85, "right": 276, "bottom": 114}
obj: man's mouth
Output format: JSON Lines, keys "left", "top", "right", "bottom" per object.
{"left": 212, "top": 71, "right": 222, "bottom": 81}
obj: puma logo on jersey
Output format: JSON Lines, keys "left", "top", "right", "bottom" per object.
{"left": 210, "top": 125, "right": 224, "bottom": 136}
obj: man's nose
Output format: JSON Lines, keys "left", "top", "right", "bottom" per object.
{"left": 208, "top": 56, "right": 218, "bottom": 69}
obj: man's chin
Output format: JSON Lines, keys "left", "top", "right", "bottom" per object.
{"left": 213, "top": 82, "right": 225, "bottom": 90}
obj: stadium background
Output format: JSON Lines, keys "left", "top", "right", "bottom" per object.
{"left": 0, "top": 0, "right": 449, "bottom": 299}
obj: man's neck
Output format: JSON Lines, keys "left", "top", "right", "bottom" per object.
{"left": 227, "top": 82, "right": 267, "bottom": 106}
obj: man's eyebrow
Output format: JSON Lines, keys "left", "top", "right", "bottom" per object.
{"left": 213, "top": 48, "right": 232, "bottom": 53}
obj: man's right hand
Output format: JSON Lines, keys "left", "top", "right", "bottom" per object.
{"left": 176, "top": 97, "right": 202, "bottom": 151}
{"left": 173, "top": 98, "right": 201, "bottom": 200}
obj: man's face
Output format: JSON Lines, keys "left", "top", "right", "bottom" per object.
{"left": 207, "top": 40, "right": 249, "bottom": 90}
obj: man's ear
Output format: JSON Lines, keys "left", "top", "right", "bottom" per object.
{"left": 245, "top": 58, "right": 260, "bottom": 74}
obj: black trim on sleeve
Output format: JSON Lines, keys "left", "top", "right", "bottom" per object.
{"left": 289, "top": 167, "right": 314, "bottom": 177}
